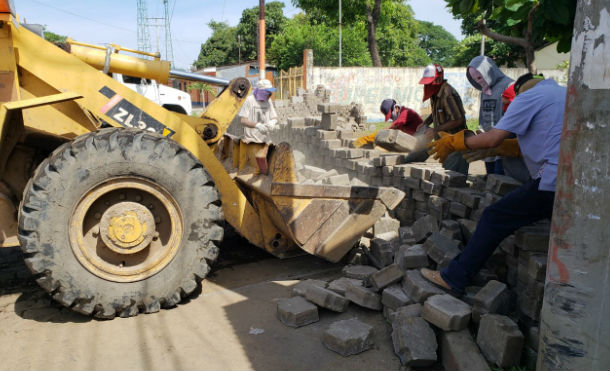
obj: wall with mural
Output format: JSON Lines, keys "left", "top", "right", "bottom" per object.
{"left": 308, "top": 67, "right": 566, "bottom": 121}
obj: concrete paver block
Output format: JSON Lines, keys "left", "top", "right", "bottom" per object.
{"left": 305, "top": 285, "right": 349, "bottom": 312}
{"left": 472, "top": 280, "right": 510, "bottom": 322}
{"left": 369, "top": 238, "right": 395, "bottom": 267}
{"left": 369, "top": 264, "right": 404, "bottom": 291}
{"left": 394, "top": 244, "right": 429, "bottom": 270}
{"left": 422, "top": 232, "right": 461, "bottom": 266}
{"left": 477, "top": 314, "right": 524, "bottom": 368}
{"left": 391, "top": 316, "right": 437, "bottom": 366}
{"left": 326, "top": 174, "right": 351, "bottom": 185}
{"left": 402, "top": 269, "right": 445, "bottom": 303}
{"left": 382, "top": 284, "right": 413, "bottom": 310}
{"left": 374, "top": 129, "right": 418, "bottom": 152}
{"left": 277, "top": 296, "right": 319, "bottom": 327}
{"left": 441, "top": 330, "right": 491, "bottom": 371}
{"left": 345, "top": 283, "right": 382, "bottom": 310}
{"left": 374, "top": 216, "right": 400, "bottom": 237}
{"left": 422, "top": 294, "right": 471, "bottom": 331}
{"left": 384, "top": 303, "right": 422, "bottom": 323}
{"left": 291, "top": 279, "right": 328, "bottom": 297}
{"left": 485, "top": 174, "right": 522, "bottom": 195}
{"left": 458, "top": 218, "right": 477, "bottom": 242}
{"left": 323, "top": 318, "right": 374, "bottom": 357}
{"left": 411, "top": 215, "right": 439, "bottom": 242}
{"left": 327, "top": 277, "right": 362, "bottom": 296}
{"left": 342, "top": 264, "right": 378, "bottom": 280}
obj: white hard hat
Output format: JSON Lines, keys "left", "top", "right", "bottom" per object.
{"left": 256, "top": 79, "right": 276, "bottom": 92}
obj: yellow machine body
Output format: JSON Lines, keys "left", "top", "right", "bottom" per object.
{"left": 0, "top": 12, "right": 403, "bottom": 262}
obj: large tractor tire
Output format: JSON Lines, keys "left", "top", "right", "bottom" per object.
{"left": 18, "top": 128, "right": 223, "bottom": 319}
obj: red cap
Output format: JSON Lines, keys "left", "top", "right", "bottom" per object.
{"left": 419, "top": 64, "right": 444, "bottom": 85}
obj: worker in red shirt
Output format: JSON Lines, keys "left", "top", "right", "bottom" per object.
{"left": 353, "top": 99, "right": 423, "bottom": 148}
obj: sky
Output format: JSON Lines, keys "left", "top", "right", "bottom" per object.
{"left": 15, "top": 0, "right": 464, "bottom": 70}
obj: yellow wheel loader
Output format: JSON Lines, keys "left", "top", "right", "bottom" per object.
{"left": 0, "top": 4, "right": 403, "bottom": 318}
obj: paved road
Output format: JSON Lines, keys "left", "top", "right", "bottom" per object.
{"left": 0, "top": 237, "right": 403, "bottom": 371}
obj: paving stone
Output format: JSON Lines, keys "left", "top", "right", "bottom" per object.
{"left": 515, "top": 223, "right": 551, "bottom": 252}
{"left": 430, "top": 169, "right": 468, "bottom": 187}
{"left": 422, "top": 232, "right": 461, "bottom": 266}
{"left": 485, "top": 174, "right": 522, "bottom": 195}
{"left": 327, "top": 277, "right": 362, "bottom": 296}
{"left": 462, "top": 285, "right": 482, "bottom": 306}
{"left": 394, "top": 244, "right": 429, "bottom": 270}
{"left": 374, "top": 216, "right": 400, "bottom": 237}
{"left": 411, "top": 215, "right": 439, "bottom": 242}
{"left": 458, "top": 218, "right": 477, "bottom": 241}
{"left": 518, "top": 292, "right": 543, "bottom": 320}
{"left": 277, "top": 296, "right": 319, "bottom": 327}
{"left": 472, "top": 280, "right": 510, "bottom": 322}
{"left": 499, "top": 234, "right": 516, "bottom": 255}
{"left": 323, "top": 318, "right": 374, "bottom": 356}
{"left": 382, "top": 284, "right": 413, "bottom": 309}
{"left": 291, "top": 279, "right": 328, "bottom": 297}
{"left": 422, "top": 294, "right": 471, "bottom": 331}
{"left": 440, "top": 330, "right": 491, "bottom": 371}
{"left": 391, "top": 316, "right": 438, "bottom": 366}
{"left": 428, "top": 195, "right": 450, "bottom": 220}
{"left": 402, "top": 269, "right": 446, "bottom": 303}
{"left": 287, "top": 117, "right": 306, "bottom": 127}
{"left": 317, "top": 130, "right": 338, "bottom": 140}
{"left": 412, "top": 190, "right": 429, "bottom": 202}
{"left": 342, "top": 265, "right": 378, "bottom": 280}
{"left": 439, "top": 220, "right": 462, "bottom": 241}
{"left": 373, "top": 154, "right": 406, "bottom": 167}
{"left": 305, "top": 285, "right": 349, "bottom": 312}
{"left": 420, "top": 179, "right": 442, "bottom": 195}
{"left": 326, "top": 174, "right": 351, "bottom": 185}
{"left": 385, "top": 303, "right": 423, "bottom": 323}
{"left": 477, "top": 314, "right": 524, "bottom": 368}
{"left": 345, "top": 284, "right": 382, "bottom": 310}
{"left": 527, "top": 326, "right": 540, "bottom": 351}
{"left": 402, "top": 176, "right": 421, "bottom": 190}
{"left": 320, "top": 112, "right": 338, "bottom": 130}
{"left": 398, "top": 226, "right": 416, "bottom": 244}
{"left": 317, "top": 103, "right": 342, "bottom": 114}
{"left": 368, "top": 264, "right": 404, "bottom": 291}
{"left": 369, "top": 237, "right": 395, "bottom": 267}
{"left": 374, "top": 129, "right": 418, "bottom": 152}
{"left": 449, "top": 201, "right": 470, "bottom": 218}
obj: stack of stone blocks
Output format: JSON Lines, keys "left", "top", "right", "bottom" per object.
{"left": 261, "top": 87, "right": 549, "bottom": 368}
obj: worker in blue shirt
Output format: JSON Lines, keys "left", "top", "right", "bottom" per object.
{"left": 420, "top": 73, "right": 566, "bottom": 293}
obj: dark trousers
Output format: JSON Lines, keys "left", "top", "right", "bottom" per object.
{"left": 440, "top": 178, "right": 555, "bottom": 293}
{"left": 485, "top": 159, "right": 504, "bottom": 175}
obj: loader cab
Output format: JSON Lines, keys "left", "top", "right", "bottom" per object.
{"left": 112, "top": 73, "right": 193, "bottom": 116}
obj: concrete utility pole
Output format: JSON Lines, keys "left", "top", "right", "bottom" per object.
{"left": 259, "top": 0, "right": 266, "bottom": 79}
{"left": 538, "top": 1, "right": 610, "bottom": 370}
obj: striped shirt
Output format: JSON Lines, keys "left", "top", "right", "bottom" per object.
{"left": 424, "top": 82, "right": 467, "bottom": 134}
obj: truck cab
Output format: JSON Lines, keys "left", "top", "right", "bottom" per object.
{"left": 112, "top": 73, "right": 192, "bottom": 116}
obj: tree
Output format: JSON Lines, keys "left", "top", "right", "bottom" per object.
{"left": 293, "top": 0, "right": 403, "bottom": 67}
{"left": 268, "top": 14, "right": 371, "bottom": 69}
{"left": 451, "top": 35, "right": 524, "bottom": 67}
{"left": 416, "top": 20, "right": 459, "bottom": 66}
{"left": 194, "top": 2, "right": 287, "bottom": 68}
{"left": 444, "top": 0, "right": 577, "bottom": 72}
{"left": 43, "top": 29, "right": 66, "bottom": 43}
{"left": 194, "top": 21, "right": 238, "bottom": 68}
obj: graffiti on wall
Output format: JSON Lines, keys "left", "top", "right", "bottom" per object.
{"left": 311, "top": 67, "right": 565, "bottom": 121}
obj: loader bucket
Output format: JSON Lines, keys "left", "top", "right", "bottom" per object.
{"left": 214, "top": 135, "right": 405, "bottom": 263}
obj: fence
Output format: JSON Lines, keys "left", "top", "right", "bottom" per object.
{"left": 274, "top": 66, "right": 304, "bottom": 99}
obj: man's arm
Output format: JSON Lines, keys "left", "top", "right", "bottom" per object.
{"left": 434, "top": 118, "right": 465, "bottom": 134}
{"left": 240, "top": 116, "right": 259, "bottom": 128}
{"left": 465, "top": 128, "right": 511, "bottom": 149}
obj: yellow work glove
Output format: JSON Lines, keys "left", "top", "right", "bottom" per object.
{"left": 462, "top": 138, "right": 521, "bottom": 163}
{"left": 427, "top": 130, "right": 469, "bottom": 163}
{"left": 353, "top": 131, "right": 378, "bottom": 148}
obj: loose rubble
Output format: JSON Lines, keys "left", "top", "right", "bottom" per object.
{"left": 268, "top": 86, "right": 549, "bottom": 369}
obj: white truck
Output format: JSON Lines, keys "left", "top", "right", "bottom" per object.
{"left": 113, "top": 73, "right": 193, "bottom": 116}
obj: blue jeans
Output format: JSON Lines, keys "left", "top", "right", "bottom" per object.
{"left": 485, "top": 159, "right": 504, "bottom": 175}
{"left": 440, "top": 178, "right": 555, "bottom": 293}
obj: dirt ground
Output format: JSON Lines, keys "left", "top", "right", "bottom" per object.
{"left": 0, "top": 233, "right": 405, "bottom": 371}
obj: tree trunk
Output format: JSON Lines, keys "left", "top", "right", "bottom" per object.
{"left": 365, "top": 0, "right": 382, "bottom": 67}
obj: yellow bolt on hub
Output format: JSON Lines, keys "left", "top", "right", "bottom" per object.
{"left": 100, "top": 202, "right": 155, "bottom": 254}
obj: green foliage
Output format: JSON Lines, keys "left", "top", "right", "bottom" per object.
{"left": 187, "top": 82, "right": 217, "bottom": 97}
{"left": 416, "top": 20, "right": 459, "bottom": 66}
{"left": 452, "top": 35, "right": 524, "bottom": 67}
{"left": 445, "top": 0, "right": 577, "bottom": 53}
{"left": 194, "top": 1, "right": 287, "bottom": 68}
{"left": 268, "top": 14, "right": 371, "bottom": 69}
{"left": 194, "top": 21, "right": 239, "bottom": 68}
{"left": 42, "top": 29, "right": 67, "bottom": 43}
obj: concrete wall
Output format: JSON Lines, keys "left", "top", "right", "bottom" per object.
{"left": 309, "top": 67, "right": 565, "bottom": 120}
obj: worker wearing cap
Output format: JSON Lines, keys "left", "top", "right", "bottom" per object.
{"left": 239, "top": 79, "right": 279, "bottom": 143}
{"left": 353, "top": 99, "right": 422, "bottom": 148}
{"left": 418, "top": 64, "right": 469, "bottom": 175}
{"left": 421, "top": 73, "right": 564, "bottom": 294}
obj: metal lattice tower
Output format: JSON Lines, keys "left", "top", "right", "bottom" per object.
{"left": 163, "top": 0, "right": 174, "bottom": 66}
{"left": 137, "top": 0, "right": 152, "bottom": 53}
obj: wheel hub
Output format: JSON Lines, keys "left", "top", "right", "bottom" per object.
{"left": 100, "top": 202, "right": 155, "bottom": 254}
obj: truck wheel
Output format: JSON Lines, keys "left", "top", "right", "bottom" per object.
{"left": 18, "top": 128, "right": 223, "bottom": 319}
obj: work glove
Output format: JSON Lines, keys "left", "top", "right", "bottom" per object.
{"left": 265, "top": 119, "right": 279, "bottom": 131}
{"left": 255, "top": 123, "right": 268, "bottom": 133}
{"left": 427, "top": 130, "right": 469, "bottom": 163}
{"left": 353, "top": 131, "right": 378, "bottom": 148}
{"left": 462, "top": 138, "right": 521, "bottom": 163}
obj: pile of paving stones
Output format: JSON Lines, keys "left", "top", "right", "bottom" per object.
{"left": 269, "top": 87, "right": 549, "bottom": 369}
